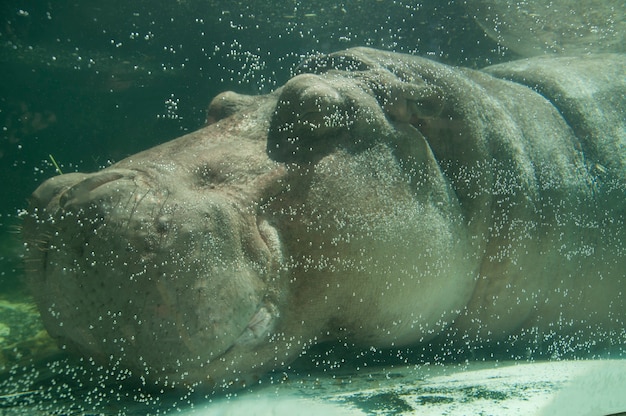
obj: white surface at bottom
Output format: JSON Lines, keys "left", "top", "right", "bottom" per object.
{"left": 183, "top": 360, "right": 626, "bottom": 416}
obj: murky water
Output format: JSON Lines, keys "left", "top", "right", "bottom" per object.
{"left": 1, "top": 1, "right": 625, "bottom": 414}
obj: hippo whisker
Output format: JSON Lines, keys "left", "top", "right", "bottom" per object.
{"left": 125, "top": 187, "right": 152, "bottom": 226}
{"left": 152, "top": 190, "right": 171, "bottom": 221}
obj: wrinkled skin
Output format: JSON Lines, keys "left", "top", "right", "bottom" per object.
{"left": 23, "top": 48, "right": 625, "bottom": 389}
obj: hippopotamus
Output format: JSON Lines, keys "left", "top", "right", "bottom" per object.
{"left": 23, "top": 47, "right": 625, "bottom": 389}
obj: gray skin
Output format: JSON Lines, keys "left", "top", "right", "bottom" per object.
{"left": 23, "top": 47, "right": 625, "bottom": 389}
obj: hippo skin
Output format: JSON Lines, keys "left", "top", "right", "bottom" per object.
{"left": 23, "top": 48, "right": 625, "bottom": 389}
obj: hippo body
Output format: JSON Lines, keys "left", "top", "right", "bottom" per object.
{"left": 24, "top": 48, "right": 625, "bottom": 388}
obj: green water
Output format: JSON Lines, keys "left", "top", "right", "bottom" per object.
{"left": 0, "top": 0, "right": 504, "bottom": 291}
{"left": 1, "top": 0, "right": 624, "bottom": 414}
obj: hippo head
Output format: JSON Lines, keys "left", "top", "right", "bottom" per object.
{"left": 24, "top": 88, "right": 298, "bottom": 388}
{"left": 23, "top": 48, "right": 475, "bottom": 388}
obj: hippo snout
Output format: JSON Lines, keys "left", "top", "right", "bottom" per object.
{"left": 24, "top": 165, "right": 283, "bottom": 386}
{"left": 58, "top": 170, "right": 132, "bottom": 209}
{"left": 27, "top": 169, "right": 159, "bottom": 239}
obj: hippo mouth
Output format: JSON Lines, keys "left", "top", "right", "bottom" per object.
{"left": 25, "top": 167, "right": 283, "bottom": 384}
{"left": 230, "top": 304, "right": 276, "bottom": 348}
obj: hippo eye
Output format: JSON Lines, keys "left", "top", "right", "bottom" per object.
{"left": 267, "top": 75, "right": 352, "bottom": 164}
{"left": 193, "top": 164, "right": 228, "bottom": 188}
{"left": 206, "top": 91, "right": 257, "bottom": 125}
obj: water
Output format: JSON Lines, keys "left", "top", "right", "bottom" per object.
{"left": 1, "top": 0, "right": 625, "bottom": 414}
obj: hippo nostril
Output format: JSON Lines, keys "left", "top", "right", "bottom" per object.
{"left": 59, "top": 171, "right": 131, "bottom": 208}
{"left": 29, "top": 172, "right": 88, "bottom": 210}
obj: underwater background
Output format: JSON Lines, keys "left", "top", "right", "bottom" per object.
{"left": 1, "top": 0, "right": 624, "bottom": 414}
